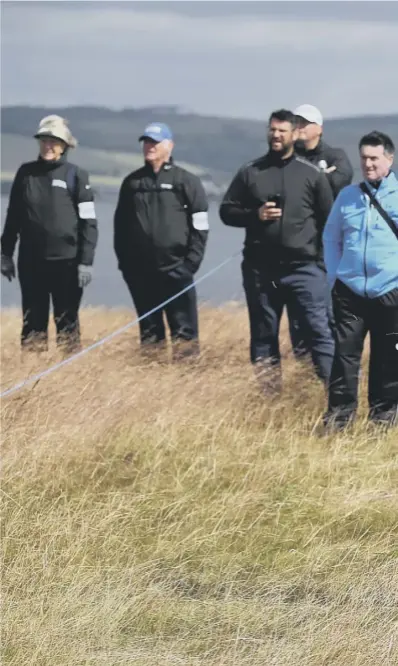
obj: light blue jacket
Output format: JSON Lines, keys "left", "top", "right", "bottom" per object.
{"left": 322, "top": 171, "right": 398, "bottom": 298}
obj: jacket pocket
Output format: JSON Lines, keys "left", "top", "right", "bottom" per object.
{"left": 374, "top": 287, "right": 398, "bottom": 307}
{"left": 63, "top": 233, "right": 77, "bottom": 247}
{"left": 167, "top": 262, "right": 192, "bottom": 281}
{"left": 342, "top": 216, "right": 363, "bottom": 245}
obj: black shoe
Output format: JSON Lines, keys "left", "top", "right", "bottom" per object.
{"left": 369, "top": 408, "right": 398, "bottom": 429}
{"left": 322, "top": 410, "right": 354, "bottom": 434}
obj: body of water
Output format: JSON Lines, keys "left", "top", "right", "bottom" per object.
{"left": 0, "top": 195, "right": 245, "bottom": 309}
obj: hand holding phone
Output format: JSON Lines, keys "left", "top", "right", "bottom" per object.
{"left": 258, "top": 195, "right": 283, "bottom": 222}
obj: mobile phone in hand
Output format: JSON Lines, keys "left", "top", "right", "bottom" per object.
{"left": 267, "top": 194, "right": 283, "bottom": 208}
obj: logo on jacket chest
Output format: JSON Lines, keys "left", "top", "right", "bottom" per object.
{"left": 52, "top": 179, "right": 67, "bottom": 189}
{"left": 133, "top": 181, "right": 175, "bottom": 194}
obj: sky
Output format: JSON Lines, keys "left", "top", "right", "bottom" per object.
{"left": 1, "top": 0, "right": 398, "bottom": 121}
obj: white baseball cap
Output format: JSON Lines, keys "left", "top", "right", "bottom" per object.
{"left": 294, "top": 104, "right": 323, "bottom": 126}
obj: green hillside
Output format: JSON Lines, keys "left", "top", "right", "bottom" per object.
{"left": 0, "top": 133, "right": 209, "bottom": 185}
{"left": 2, "top": 106, "right": 398, "bottom": 191}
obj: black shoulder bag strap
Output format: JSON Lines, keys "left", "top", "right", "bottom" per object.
{"left": 359, "top": 182, "right": 398, "bottom": 242}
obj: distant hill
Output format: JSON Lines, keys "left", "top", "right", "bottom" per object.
{"left": 2, "top": 105, "right": 398, "bottom": 190}
{"left": 0, "top": 133, "right": 207, "bottom": 178}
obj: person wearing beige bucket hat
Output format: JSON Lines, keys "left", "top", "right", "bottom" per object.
{"left": 34, "top": 114, "right": 78, "bottom": 149}
{"left": 1, "top": 114, "right": 98, "bottom": 352}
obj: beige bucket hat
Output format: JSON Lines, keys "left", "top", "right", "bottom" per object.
{"left": 34, "top": 115, "right": 77, "bottom": 148}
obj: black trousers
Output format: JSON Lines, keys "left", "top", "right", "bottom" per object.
{"left": 18, "top": 259, "right": 83, "bottom": 350}
{"left": 327, "top": 280, "right": 398, "bottom": 425}
{"left": 122, "top": 267, "right": 199, "bottom": 353}
{"left": 242, "top": 260, "right": 335, "bottom": 384}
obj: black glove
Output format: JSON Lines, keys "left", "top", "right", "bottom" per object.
{"left": 1, "top": 255, "right": 16, "bottom": 282}
{"left": 78, "top": 264, "right": 93, "bottom": 288}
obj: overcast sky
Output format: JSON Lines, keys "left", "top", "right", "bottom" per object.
{"left": 1, "top": 1, "right": 398, "bottom": 121}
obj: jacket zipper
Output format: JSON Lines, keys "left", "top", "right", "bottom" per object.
{"left": 150, "top": 169, "right": 159, "bottom": 237}
{"left": 279, "top": 166, "right": 285, "bottom": 246}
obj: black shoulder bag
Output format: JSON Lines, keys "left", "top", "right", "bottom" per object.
{"left": 359, "top": 182, "right": 398, "bottom": 242}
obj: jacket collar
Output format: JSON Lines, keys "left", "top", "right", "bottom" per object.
{"left": 37, "top": 152, "right": 67, "bottom": 171}
{"left": 144, "top": 157, "right": 174, "bottom": 174}
{"left": 295, "top": 138, "right": 326, "bottom": 158}
{"left": 266, "top": 150, "right": 296, "bottom": 167}
{"left": 366, "top": 170, "right": 398, "bottom": 195}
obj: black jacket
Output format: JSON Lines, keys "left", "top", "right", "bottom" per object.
{"left": 114, "top": 160, "right": 209, "bottom": 274}
{"left": 295, "top": 139, "right": 353, "bottom": 199}
{"left": 1, "top": 154, "right": 98, "bottom": 266}
{"left": 219, "top": 152, "right": 334, "bottom": 266}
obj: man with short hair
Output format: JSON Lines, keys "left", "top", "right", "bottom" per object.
{"left": 294, "top": 104, "right": 353, "bottom": 198}
{"left": 114, "top": 122, "right": 209, "bottom": 358}
{"left": 323, "top": 131, "right": 398, "bottom": 429}
{"left": 220, "top": 109, "right": 335, "bottom": 391}
{"left": 287, "top": 104, "right": 354, "bottom": 359}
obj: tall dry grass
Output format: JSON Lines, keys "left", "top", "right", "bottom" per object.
{"left": 1, "top": 306, "right": 397, "bottom": 665}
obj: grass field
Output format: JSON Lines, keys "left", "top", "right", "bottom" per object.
{"left": 1, "top": 307, "right": 397, "bottom": 665}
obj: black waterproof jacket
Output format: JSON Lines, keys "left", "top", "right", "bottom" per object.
{"left": 219, "top": 152, "right": 334, "bottom": 266}
{"left": 295, "top": 139, "right": 353, "bottom": 199}
{"left": 114, "top": 160, "right": 209, "bottom": 275}
{"left": 1, "top": 154, "right": 98, "bottom": 266}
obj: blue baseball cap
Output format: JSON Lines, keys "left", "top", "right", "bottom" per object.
{"left": 139, "top": 122, "right": 173, "bottom": 142}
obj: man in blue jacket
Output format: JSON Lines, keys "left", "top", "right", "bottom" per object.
{"left": 323, "top": 131, "right": 398, "bottom": 429}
